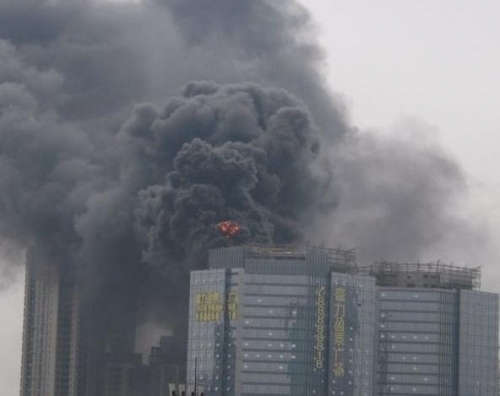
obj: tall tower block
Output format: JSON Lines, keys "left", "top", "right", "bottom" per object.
{"left": 19, "top": 245, "right": 85, "bottom": 396}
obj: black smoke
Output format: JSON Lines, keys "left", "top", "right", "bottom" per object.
{"left": 131, "top": 82, "right": 329, "bottom": 263}
{"left": 123, "top": 81, "right": 336, "bottom": 335}
{"left": 0, "top": 0, "right": 480, "bottom": 371}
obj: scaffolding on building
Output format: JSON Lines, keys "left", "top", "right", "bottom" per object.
{"left": 363, "top": 260, "right": 481, "bottom": 290}
{"left": 311, "top": 245, "right": 358, "bottom": 274}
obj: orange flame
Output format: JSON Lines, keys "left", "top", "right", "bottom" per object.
{"left": 216, "top": 220, "right": 241, "bottom": 238}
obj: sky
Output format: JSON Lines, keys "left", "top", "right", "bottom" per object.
{"left": 306, "top": 0, "right": 500, "bottom": 185}
{"left": 314, "top": 0, "right": 500, "bottom": 279}
{"left": 1, "top": 0, "right": 500, "bottom": 394}
{"left": 303, "top": 0, "right": 500, "bottom": 291}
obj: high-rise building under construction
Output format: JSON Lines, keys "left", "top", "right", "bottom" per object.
{"left": 187, "top": 246, "right": 499, "bottom": 396}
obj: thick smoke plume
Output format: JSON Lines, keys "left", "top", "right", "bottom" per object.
{"left": 131, "top": 82, "right": 330, "bottom": 265}
{"left": 0, "top": 0, "right": 480, "bottom": 358}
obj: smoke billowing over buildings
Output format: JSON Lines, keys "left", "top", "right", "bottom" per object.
{"left": 0, "top": 0, "right": 486, "bottom": 392}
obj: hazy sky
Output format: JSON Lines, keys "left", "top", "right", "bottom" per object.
{"left": 304, "top": 0, "right": 500, "bottom": 290}
{"left": 306, "top": 0, "right": 500, "bottom": 185}
{"left": 1, "top": 1, "right": 500, "bottom": 395}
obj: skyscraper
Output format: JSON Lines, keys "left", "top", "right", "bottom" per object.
{"left": 19, "top": 245, "right": 85, "bottom": 396}
{"left": 186, "top": 245, "right": 378, "bottom": 396}
{"left": 370, "top": 262, "right": 498, "bottom": 396}
{"left": 187, "top": 246, "right": 499, "bottom": 396}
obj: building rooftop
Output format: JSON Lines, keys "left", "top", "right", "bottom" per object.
{"left": 208, "top": 245, "right": 358, "bottom": 274}
{"left": 364, "top": 261, "right": 481, "bottom": 290}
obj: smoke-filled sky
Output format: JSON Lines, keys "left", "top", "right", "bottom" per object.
{"left": 2, "top": 0, "right": 500, "bottom": 394}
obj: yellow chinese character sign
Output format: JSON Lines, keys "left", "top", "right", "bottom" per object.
{"left": 227, "top": 291, "right": 238, "bottom": 321}
{"left": 314, "top": 285, "right": 326, "bottom": 369}
{"left": 194, "top": 291, "right": 239, "bottom": 322}
{"left": 195, "top": 292, "right": 223, "bottom": 322}
{"left": 332, "top": 287, "right": 346, "bottom": 377}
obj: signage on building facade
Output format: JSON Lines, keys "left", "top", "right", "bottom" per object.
{"left": 194, "top": 291, "right": 238, "bottom": 322}
{"left": 227, "top": 291, "right": 238, "bottom": 320}
{"left": 195, "top": 292, "right": 223, "bottom": 321}
{"left": 332, "top": 287, "right": 346, "bottom": 377}
{"left": 314, "top": 285, "right": 326, "bottom": 369}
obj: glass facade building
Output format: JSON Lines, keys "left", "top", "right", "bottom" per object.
{"left": 187, "top": 246, "right": 377, "bottom": 396}
{"left": 458, "top": 291, "right": 499, "bottom": 396}
{"left": 187, "top": 248, "right": 499, "bottom": 396}
{"left": 371, "top": 262, "right": 499, "bottom": 396}
{"left": 376, "top": 288, "right": 498, "bottom": 396}
{"left": 377, "top": 289, "right": 460, "bottom": 395}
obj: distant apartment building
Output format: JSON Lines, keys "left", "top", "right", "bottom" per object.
{"left": 19, "top": 238, "right": 147, "bottom": 396}
{"left": 102, "top": 352, "right": 145, "bottom": 396}
{"left": 101, "top": 337, "right": 187, "bottom": 396}
{"left": 19, "top": 241, "right": 185, "bottom": 396}
{"left": 187, "top": 246, "right": 499, "bottom": 396}
{"left": 19, "top": 245, "right": 85, "bottom": 396}
{"left": 149, "top": 336, "right": 186, "bottom": 396}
